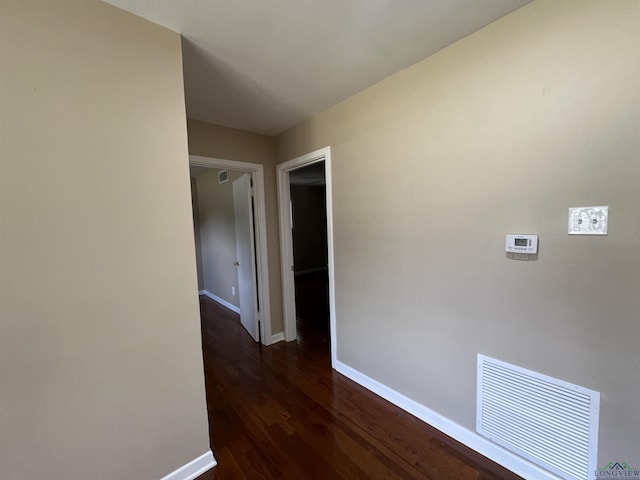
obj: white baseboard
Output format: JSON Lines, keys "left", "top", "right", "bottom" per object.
{"left": 270, "top": 332, "right": 285, "bottom": 344}
{"left": 333, "top": 360, "right": 559, "bottom": 480}
{"left": 200, "top": 290, "right": 240, "bottom": 314}
{"left": 198, "top": 290, "right": 205, "bottom": 295}
{"left": 160, "top": 450, "right": 216, "bottom": 480}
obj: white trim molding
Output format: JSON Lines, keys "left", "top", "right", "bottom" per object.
{"left": 160, "top": 450, "right": 216, "bottom": 480}
{"left": 270, "top": 332, "right": 285, "bottom": 344}
{"left": 334, "top": 361, "right": 561, "bottom": 480}
{"left": 200, "top": 290, "right": 240, "bottom": 315}
{"left": 276, "top": 147, "right": 337, "bottom": 367}
{"left": 190, "top": 155, "right": 273, "bottom": 346}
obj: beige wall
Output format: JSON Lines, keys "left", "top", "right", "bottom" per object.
{"left": 0, "top": 1, "right": 210, "bottom": 479}
{"left": 188, "top": 119, "right": 284, "bottom": 334}
{"left": 195, "top": 169, "right": 244, "bottom": 307}
{"left": 276, "top": 0, "right": 640, "bottom": 464}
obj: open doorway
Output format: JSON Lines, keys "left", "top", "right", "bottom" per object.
{"left": 290, "top": 162, "right": 329, "bottom": 346}
{"left": 277, "top": 147, "right": 337, "bottom": 367}
{"left": 189, "top": 155, "right": 272, "bottom": 345}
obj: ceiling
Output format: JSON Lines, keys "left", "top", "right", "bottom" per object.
{"left": 104, "top": 0, "right": 531, "bottom": 136}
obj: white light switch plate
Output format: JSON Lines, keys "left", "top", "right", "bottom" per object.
{"left": 568, "top": 206, "right": 608, "bottom": 235}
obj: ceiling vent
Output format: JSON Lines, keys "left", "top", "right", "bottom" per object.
{"left": 218, "top": 170, "right": 229, "bottom": 184}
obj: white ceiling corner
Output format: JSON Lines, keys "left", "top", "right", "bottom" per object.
{"left": 103, "top": 0, "right": 532, "bottom": 136}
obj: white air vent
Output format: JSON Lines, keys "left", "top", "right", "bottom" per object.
{"left": 218, "top": 170, "right": 229, "bottom": 184}
{"left": 477, "top": 355, "right": 600, "bottom": 480}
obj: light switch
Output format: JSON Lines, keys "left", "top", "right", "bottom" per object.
{"left": 568, "top": 206, "right": 608, "bottom": 235}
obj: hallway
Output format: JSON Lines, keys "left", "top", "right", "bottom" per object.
{"left": 196, "top": 295, "right": 521, "bottom": 479}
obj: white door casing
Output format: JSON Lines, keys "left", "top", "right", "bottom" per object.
{"left": 233, "top": 173, "right": 259, "bottom": 342}
{"left": 189, "top": 155, "right": 272, "bottom": 345}
{"left": 276, "top": 147, "right": 337, "bottom": 368}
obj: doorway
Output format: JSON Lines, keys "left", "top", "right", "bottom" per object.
{"left": 277, "top": 147, "right": 337, "bottom": 367}
{"left": 189, "top": 155, "right": 272, "bottom": 345}
{"left": 290, "top": 162, "right": 329, "bottom": 345}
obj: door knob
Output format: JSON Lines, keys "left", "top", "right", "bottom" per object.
{"left": 234, "top": 261, "right": 240, "bottom": 266}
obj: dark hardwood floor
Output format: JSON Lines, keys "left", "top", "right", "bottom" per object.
{"left": 195, "top": 293, "right": 522, "bottom": 480}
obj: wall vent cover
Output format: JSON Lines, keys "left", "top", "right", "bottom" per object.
{"left": 477, "top": 355, "right": 600, "bottom": 480}
{"left": 218, "top": 170, "right": 229, "bottom": 184}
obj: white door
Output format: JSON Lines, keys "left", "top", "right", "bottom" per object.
{"left": 233, "top": 174, "right": 259, "bottom": 341}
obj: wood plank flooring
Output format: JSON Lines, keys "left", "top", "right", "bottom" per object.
{"left": 195, "top": 295, "right": 522, "bottom": 479}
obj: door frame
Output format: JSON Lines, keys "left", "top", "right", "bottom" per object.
{"left": 190, "top": 154, "right": 272, "bottom": 346}
{"left": 276, "top": 147, "right": 337, "bottom": 367}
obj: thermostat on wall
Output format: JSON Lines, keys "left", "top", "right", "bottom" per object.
{"left": 505, "top": 234, "right": 538, "bottom": 254}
